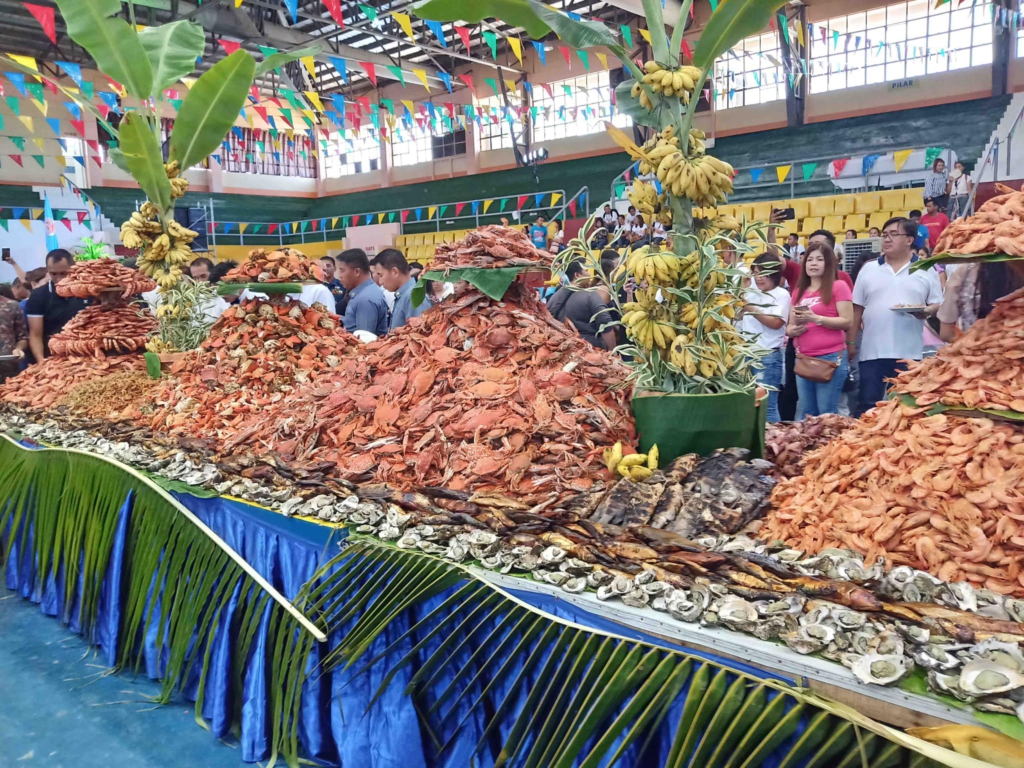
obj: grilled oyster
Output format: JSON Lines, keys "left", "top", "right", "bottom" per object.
{"left": 959, "top": 660, "right": 1024, "bottom": 696}
{"left": 852, "top": 653, "right": 912, "bottom": 686}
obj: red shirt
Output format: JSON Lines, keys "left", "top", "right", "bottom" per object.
{"left": 920, "top": 212, "right": 949, "bottom": 247}
{"left": 782, "top": 257, "right": 853, "bottom": 291}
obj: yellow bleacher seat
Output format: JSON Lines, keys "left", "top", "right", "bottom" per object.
{"left": 854, "top": 193, "right": 881, "bottom": 213}
{"left": 904, "top": 188, "right": 925, "bottom": 210}
{"left": 809, "top": 197, "right": 834, "bottom": 217}
{"left": 395, "top": 235, "right": 408, "bottom": 248}
{"left": 880, "top": 190, "right": 905, "bottom": 211}
{"left": 412, "top": 234, "right": 425, "bottom": 246}
{"left": 785, "top": 199, "right": 810, "bottom": 219}
{"left": 868, "top": 211, "right": 890, "bottom": 231}
{"left": 718, "top": 204, "right": 736, "bottom": 218}
{"left": 800, "top": 216, "right": 822, "bottom": 235}
{"left": 845, "top": 214, "right": 867, "bottom": 233}
{"left": 832, "top": 196, "right": 856, "bottom": 216}
{"left": 751, "top": 202, "right": 773, "bottom": 221}
{"left": 733, "top": 204, "right": 754, "bottom": 221}
{"left": 894, "top": 210, "right": 912, "bottom": 220}
{"left": 777, "top": 219, "right": 798, "bottom": 238}
{"left": 822, "top": 215, "right": 844, "bottom": 234}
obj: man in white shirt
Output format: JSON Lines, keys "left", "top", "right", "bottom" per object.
{"left": 652, "top": 220, "right": 667, "bottom": 243}
{"left": 852, "top": 216, "right": 942, "bottom": 416}
{"left": 601, "top": 204, "right": 618, "bottom": 228}
{"left": 785, "top": 234, "right": 805, "bottom": 261}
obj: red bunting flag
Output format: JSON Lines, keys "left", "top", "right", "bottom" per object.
{"left": 681, "top": 40, "right": 693, "bottom": 60}
{"left": 44, "top": 78, "right": 57, "bottom": 95}
{"left": 61, "top": 219, "right": 72, "bottom": 231}
{"left": 268, "top": 223, "right": 279, "bottom": 235}
{"left": 569, "top": 199, "right": 578, "bottom": 216}
{"left": 443, "top": 101, "right": 455, "bottom": 117}
{"left": 455, "top": 202, "right": 466, "bottom": 216}
{"left": 268, "top": 97, "right": 283, "bottom": 109}
{"left": 254, "top": 106, "right": 268, "bottom": 123}
{"left": 539, "top": 82, "right": 554, "bottom": 100}
{"left": 97, "top": 104, "right": 111, "bottom": 119}
{"left": 457, "top": 74, "right": 475, "bottom": 95}
{"left": 105, "top": 76, "right": 124, "bottom": 95}
{"left": 559, "top": 45, "right": 571, "bottom": 67}
{"left": 219, "top": 39, "right": 242, "bottom": 55}
{"left": 454, "top": 25, "right": 471, "bottom": 50}
{"left": 359, "top": 61, "right": 377, "bottom": 87}
{"left": 69, "top": 119, "right": 85, "bottom": 137}
{"left": 76, "top": 211, "right": 88, "bottom": 224}
{"left": 832, "top": 158, "right": 850, "bottom": 175}
{"left": 86, "top": 139, "right": 99, "bottom": 153}
{"left": 24, "top": 3, "right": 56, "bottom": 44}
{"left": 357, "top": 96, "right": 371, "bottom": 112}
{"left": 323, "top": 0, "right": 344, "bottom": 27}
{"left": 208, "top": 222, "right": 214, "bottom": 234}
{"left": 401, "top": 209, "right": 410, "bottom": 223}
{"left": 516, "top": 195, "right": 528, "bottom": 210}
{"left": 249, "top": 86, "right": 260, "bottom": 102}
{"left": 311, "top": 219, "right": 318, "bottom": 232}
{"left": 91, "top": 155, "right": 102, "bottom": 168}
{"left": 9, "top": 155, "right": 22, "bottom": 167}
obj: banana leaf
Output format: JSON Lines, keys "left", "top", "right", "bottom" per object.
{"left": 216, "top": 282, "right": 304, "bottom": 295}
{"left": 139, "top": 20, "right": 207, "bottom": 95}
{"left": 256, "top": 45, "right": 325, "bottom": 78}
{"left": 614, "top": 79, "right": 666, "bottom": 129}
{"left": 910, "top": 252, "right": 1021, "bottom": 272}
{"left": 119, "top": 113, "right": 173, "bottom": 213}
{"left": 53, "top": 0, "right": 153, "bottom": 99}
{"left": 893, "top": 393, "right": 1024, "bottom": 423}
{"left": 169, "top": 50, "right": 256, "bottom": 172}
{"left": 692, "top": 0, "right": 789, "bottom": 69}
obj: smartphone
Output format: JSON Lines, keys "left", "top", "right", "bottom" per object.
{"left": 1, "top": 248, "right": 10, "bottom": 262}
{"left": 780, "top": 207, "right": 796, "bottom": 221}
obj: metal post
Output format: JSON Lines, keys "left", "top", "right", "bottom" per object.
{"left": 994, "top": 140, "right": 1000, "bottom": 185}
{"left": 208, "top": 198, "right": 217, "bottom": 257}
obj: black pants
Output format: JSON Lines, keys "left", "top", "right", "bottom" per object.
{"left": 856, "top": 358, "right": 908, "bottom": 416}
{"left": 779, "top": 339, "right": 798, "bottom": 421}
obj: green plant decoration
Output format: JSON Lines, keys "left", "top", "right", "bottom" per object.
{"left": 414, "top": 0, "right": 787, "bottom": 395}
{"left": 76, "top": 237, "right": 111, "bottom": 261}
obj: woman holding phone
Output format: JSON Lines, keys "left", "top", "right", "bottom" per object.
{"left": 787, "top": 242, "right": 853, "bottom": 418}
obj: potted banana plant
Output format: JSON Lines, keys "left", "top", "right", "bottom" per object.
{"left": 10, "top": 0, "right": 317, "bottom": 351}
{"left": 414, "top": 0, "right": 787, "bottom": 459}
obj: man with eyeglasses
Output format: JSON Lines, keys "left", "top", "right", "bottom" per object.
{"left": 851, "top": 217, "right": 942, "bottom": 416}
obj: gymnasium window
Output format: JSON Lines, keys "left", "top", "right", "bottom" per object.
{"left": 477, "top": 92, "right": 521, "bottom": 152}
{"left": 808, "top": 0, "right": 993, "bottom": 94}
{"left": 390, "top": 118, "right": 467, "bottom": 166}
{"left": 712, "top": 31, "right": 785, "bottom": 110}
{"left": 222, "top": 127, "right": 317, "bottom": 177}
{"left": 323, "top": 125, "right": 380, "bottom": 178}
{"left": 531, "top": 71, "right": 630, "bottom": 142}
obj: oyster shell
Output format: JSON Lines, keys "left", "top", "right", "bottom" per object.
{"left": 928, "top": 670, "right": 974, "bottom": 702}
{"left": 852, "top": 654, "right": 912, "bottom": 686}
{"left": 586, "top": 570, "right": 613, "bottom": 588}
{"left": 937, "top": 582, "right": 978, "bottom": 613}
{"left": 539, "top": 546, "right": 566, "bottom": 564}
{"left": 540, "top": 570, "right": 569, "bottom": 587}
{"left": 913, "top": 644, "right": 963, "bottom": 672}
{"left": 970, "top": 639, "right": 1024, "bottom": 673}
{"left": 959, "top": 660, "right": 1024, "bottom": 696}
{"left": 718, "top": 598, "right": 760, "bottom": 631}
{"left": 562, "top": 577, "right": 587, "bottom": 594}
{"left": 622, "top": 589, "right": 650, "bottom": 608}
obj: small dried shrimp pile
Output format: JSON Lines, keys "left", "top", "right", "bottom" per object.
{"left": 763, "top": 397, "right": 1024, "bottom": 596}
{"left": 427, "top": 225, "right": 553, "bottom": 270}
{"left": 765, "top": 415, "right": 856, "bottom": 478}
{"left": 143, "top": 298, "right": 358, "bottom": 437}
{"left": 892, "top": 288, "right": 1024, "bottom": 412}
{"left": 48, "top": 303, "right": 157, "bottom": 357}
{"left": 0, "top": 356, "right": 145, "bottom": 409}
{"left": 59, "top": 371, "right": 157, "bottom": 420}
{"left": 56, "top": 258, "right": 155, "bottom": 299}
{"left": 226, "top": 284, "right": 635, "bottom": 503}
{"left": 934, "top": 182, "right": 1024, "bottom": 256}
{"left": 222, "top": 248, "right": 323, "bottom": 283}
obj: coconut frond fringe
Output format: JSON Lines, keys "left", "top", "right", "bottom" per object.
{"left": 0, "top": 436, "right": 323, "bottom": 768}
{"left": 297, "top": 540, "right": 974, "bottom": 768}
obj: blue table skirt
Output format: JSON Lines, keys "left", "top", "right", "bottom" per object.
{"left": 6, "top": 487, "right": 797, "bottom": 767}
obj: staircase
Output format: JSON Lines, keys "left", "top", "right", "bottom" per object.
{"left": 973, "top": 91, "right": 1024, "bottom": 184}
{"left": 31, "top": 182, "right": 118, "bottom": 238}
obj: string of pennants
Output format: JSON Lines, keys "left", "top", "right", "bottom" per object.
{"left": 0, "top": 205, "right": 92, "bottom": 231}
{"left": 207, "top": 191, "right": 572, "bottom": 235}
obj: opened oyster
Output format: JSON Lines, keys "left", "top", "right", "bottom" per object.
{"left": 852, "top": 653, "right": 912, "bottom": 686}
{"left": 959, "top": 660, "right": 1024, "bottom": 696}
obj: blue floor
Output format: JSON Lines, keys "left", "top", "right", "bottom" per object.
{"left": 0, "top": 593, "right": 245, "bottom": 768}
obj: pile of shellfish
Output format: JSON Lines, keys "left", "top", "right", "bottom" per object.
{"left": 221, "top": 248, "right": 324, "bottom": 284}
{"left": 427, "top": 225, "right": 553, "bottom": 270}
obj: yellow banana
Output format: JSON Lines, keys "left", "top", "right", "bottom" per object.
{"left": 619, "top": 453, "right": 648, "bottom": 468}
{"left": 647, "top": 445, "right": 660, "bottom": 470}
{"left": 630, "top": 467, "right": 654, "bottom": 482}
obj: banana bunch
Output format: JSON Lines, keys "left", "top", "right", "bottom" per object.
{"left": 637, "top": 134, "right": 681, "bottom": 176}
{"left": 690, "top": 128, "right": 707, "bottom": 156}
{"left": 165, "top": 161, "right": 189, "bottom": 199}
{"left": 681, "top": 299, "right": 731, "bottom": 334}
{"left": 627, "top": 180, "right": 662, "bottom": 215}
{"left": 626, "top": 246, "right": 680, "bottom": 285}
{"left": 712, "top": 293, "right": 740, "bottom": 320}
{"left": 603, "top": 441, "right": 660, "bottom": 482}
{"left": 669, "top": 154, "right": 735, "bottom": 204}
{"left": 710, "top": 214, "right": 741, "bottom": 233}
{"left": 703, "top": 267, "right": 727, "bottom": 292}
{"left": 156, "top": 302, "right": 183, "bottom": 318}
{"left": 640, "top": 61, "right": 702, "bottom": 102}
{"left": 629, "top": 80, "right": 656, "bottom": 111}
{"left": 145, "top": 336, "right": 175, "bottom": 353}
{"left": 677, "top": 252, "right": 701, "bottom": 287}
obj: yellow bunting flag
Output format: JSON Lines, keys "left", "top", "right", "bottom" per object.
{"left": 796, "top": 22, "right": 805, "bottom": 47}
{"left": 378, "top": 212, "right": 386, "bottom": 223}
{"left": 31, "top": 100, "right": 46, "bottom": 116}
{"left": 401, "top": 99, "right": 414, "bottom": 115}
{"left": 412, "top": 69, "right": 430, "bottom": 91}
{"left": 7, "top": 54, "right": 38, "bottom": 72}
{"left": 551, "top": 192, "right": 562, "bottom": 205}
{"left": 508, "top": 37, "right": 523, "bottom": 65}
{"left": 31, "top": 208, "right": 42, "bottom": 219}
{"left": 135, "top": 24, "right": 147, "bottom": 32}
{"left": 776, "top": 165, "right": 791, "bottom": 183}
{"left": 393, "top": 11, "right": 416, "bottom": 42}
{"left": 20, "top": 220, "right": 32, "bottom": 232}
{"left": 639, "top": 28, "right": 652, "bottom": 44}
{"left": 246, "top": 112, "right": 255, "bottom": 128}
{"left": 428, "top": 206, "right": 437, "bottom": 219}
{"left": 304, "top": 91, "right": 325, "bottom": 112}
{"left": 332, "top": 217, "right": 339, "bottom": 228}
{"left": 239, "top": 223, "right": 249, "bottom": 234}
{"left": 18, "top": 115, "right": 34, "bottom": 133}
{"left": 302, "top": 109, "right": 315, "bottom": 122}
{"left": 301, "top": 56, "right": 316, "bottom": 81}
{"left": 483, "top": 199, "right": 495, "bottom": 213}
{"left": 32, "top": 137, "right": 45, "bottom": 152}
{"left": 596, "top": 52, "right": 608, "bottom": 70}
{"left": 505, "top": 79, "right": 517, "bottom": 93}
{"left": 182, "top": 77, "right": 196, "bottom": 90}
{"left": 893, "top": 149, "right": 914, "bottom": 172}
{"left": 235, "top": 0, "right": 243, "bottom": 6}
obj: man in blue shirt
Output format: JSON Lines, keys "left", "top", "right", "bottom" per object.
{"left": 376, "top": 248, "right": 429, "bottom": 331}
{"left": 908, "top": 209, "right": 930, "bottom": 249}
{"left": 336, "top": 249, "right": 389, "bottom": 337}
{"left": 319, "top": 256, "right": 346, "bottom": 314}
{"left": 529, "top": 216, "right": 548, "bottom": 249}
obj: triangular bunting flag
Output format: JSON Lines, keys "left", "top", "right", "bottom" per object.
{"left": 482, "top": 30, "right": 498, "bottom": 60}
{"left": 301, "top": 56, "right": 317, "bottom": 81}
{"left": 18, "top": 115, "right": 33, "bottom": 133}
{"left": 577, "top": 50, "right": 590, "bottom": 69}
{"left": 24, "top": 4, "right": 56, "bottom": 44}
{"left": 10, "top": 137, "right": 24, "bottom": 151}
{"left": 455, "top": 202, "right": 466, "bottom": 216}
{"left": 551, "top": 192, "right": 562, "bottom": 205}
{"left": 831, "top": 158, "right": 849, "bottom": 176}
{"left": 619, "top": 25, "right": 633, "bottom": 49}
{"left": 360, "top": 62, "right": 377, "bottom": 87}
{"left": 401, "top": 209, "right": 410, "bottom": 223}
{"left": 437, "top": 70, "right": 452, "bottom": 93}
{"left": 862, "top": 154, "right": 881, "bottom": 176}
{"left": 45, "top": 117, "right": 60, "bottom": 134}
{"left": 55, "top": 61, "right": 82, "bottom": 88}
{"left": 357, "top": 3, "right": 377, "bottom": 21}
{"left": 457, "top": 74, "right": 475, "bottom": 95}
{"left": 385, "top": 65, "right": 406, "bottom": 86}
{"left": 284, "top": 0, "right": 297, "bottom": 22}
{"left": 412, "top": 69, "right": 429, "bottom": 91}
{"left": 776, "top": 165, "right": 791, "bottom": 183}
{"left": 483, "top": 199, "right": 495, "bottom": 213}
{"left": 801, "top": 162, "right": 817, "bottom": 181}
{"left": 393, "top": 12, "right": 416, "bottom": 42}
{"left": 6, "top": 72, "right": 26, "bottom": 97}
{"left": 76, "top": 211, "right": 88, "bottom": 224}
{"left": 749, "top": 168, "right": 764, "bottom": 183}
{"left": 925, "top": 147, "right": 943, "bottom": 167}
{"left": 219, "top": 39, "right": 241, "bottom": 56}
{"left": 32, "top": 155, "right": 44, "bottom": 168}
{"left": 517, "top": 195, "right": 528, "bottom": 210}
{"left": 427, "top": 206, "right": 437, "bottom": 219}
{"left": 508, "top": 37, "right": 523, "bottom": 65}
{"left": 328, "top": 56, "right": 348, "bottom": 84}
{"left": 32, "top": 137, "right": 45, "bottom": 152}
{"left": 455, "top": 25, "right": 471, "bottom": 49}
{"left": 323, "top": 0, "right": 344, "bottom": 27}
{"left": 893, "top": 148, "right": 914, "bottom": 172}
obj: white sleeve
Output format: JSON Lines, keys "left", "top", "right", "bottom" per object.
{"left": 852, "top": 270, "right": 868, "bottom": 307}
{"left": 772, "top": 289, "right": 791, "bottom": 319}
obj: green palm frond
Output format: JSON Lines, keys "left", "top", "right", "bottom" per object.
{"left": 300, "top": 539, "right": 964, "bottom": 768}
{"left": 0, "top": 436, "right": 323, "bottom": 768}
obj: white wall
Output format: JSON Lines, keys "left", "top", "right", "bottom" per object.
{"left": 0, "top": 219, "right": 109, "bottom": 279}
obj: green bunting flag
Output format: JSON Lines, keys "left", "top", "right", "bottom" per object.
{"left": 801, "top": 162, "right": 817, "bottom": 181}
{"left": 388, "top": 211, "right": 397, "bottom": 222}
{"left": 620, "top": 24, "right": 633, "bottom": 49}
{"left": 6, "top": 97, "right": 19, "bottom": 116}
{"left": 925, "top": 147, "right": 944, "bottom": 167}
{"left": 81, "top": 81, "right": 94, "bottom": 100}
{"left": 577, "top": 50, "right": 590, "bottom": 70}
{"left": 385, "top": 65, "right": 406, "bottom": 86}
{"left": 484, "top": 77, "right": 499, "bottom": 96}
{"left": 615, "top": 183, "right": 626, "bottom": 199}
{"left": 32, "top": 155, "right": 44, "bottom": 168}
{"left": 0, "top": 220, "right": 7, "bottom": 232}
{"left": 10, "top": 137, "right": 24, "bottom": 151}
{"left": 482, "top": 30, "right": 498, "bottom": 59}
{"left": 357, "top": 3, "right": 377, "bottom": 21}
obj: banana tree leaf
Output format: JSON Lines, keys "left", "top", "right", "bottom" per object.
{"left": 693, "top": 0, "right": 788, "bottom": 69}
{"left": 256, "top": 44, "right": 324, "bottom": 77}
{"left": 413, "top": 0, "right": 550, "bottom": 39}
{"left": 53, "top": 0, "right": 153, "bottom": 99}
{"left": 529, "top": 0, "right": 619, "bottom": 48}
{"left": 893, "top": 393, "right": 1024, "bottom": 422}
{"left": 216, "top": 282, "right": 304, "bottom": 295}
{"left": 910, "top": 251, "right": 1020, "bottom": 272}
{"left": 169, "top": 50, "right": 256, "bottom": 172}
{"left": 139, "top": 20, "right": 206, "bottom": 95}
{"left": 614, "top": 79, "right": 666, "bottom": 129}
{"left": 119, "top": 113, "right": 172, "bottom": 213}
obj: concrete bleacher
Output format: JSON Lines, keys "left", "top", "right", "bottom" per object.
{"left": 699, "top": 188, "right": 926, "bottom": 246}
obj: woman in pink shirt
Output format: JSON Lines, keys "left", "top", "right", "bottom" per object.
{"left": 787, "top": 242, "right": 854, "bottom": 418}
